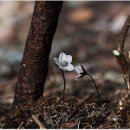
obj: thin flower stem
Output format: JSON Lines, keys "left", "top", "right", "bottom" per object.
{"left": 86, "top": 73, "right": 102, "bottom": 103}
{"left": 61, "top": 70, "right": 66, "bottom": 99}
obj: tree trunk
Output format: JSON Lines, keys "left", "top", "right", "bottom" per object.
{"left": 4, "top": 1, "right": 63, "bottom": 128}
{"left": 14, "top": 1, "right": 63, "bottom": 104}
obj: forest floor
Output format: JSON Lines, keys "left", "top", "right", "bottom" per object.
{"left": 1, "top": 1, "right": 130, "bottom": 128}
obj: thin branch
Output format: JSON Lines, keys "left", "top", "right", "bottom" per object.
{"left": 113, "top": 15, "right": 130, "bottom": 90}
{"left": 118, "top": 15, "right": 130, "bottom": 52}
{"left": 17, "top": 121, "right": 24, "bottom": 129}
{"left": 113, "top": 50, "right": 129, "bottom": 79}
{"left": 32, "top": 114, "right": 46, "bottom": 129}
{"left": 113, "top": 15, "right": 130, "bottom": 125}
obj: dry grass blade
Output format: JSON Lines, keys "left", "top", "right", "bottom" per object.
{"left": 17, "top": 121, "right": 24, "bottom": 129}
{"left": 32, "top": 114, "right": 46, "bottom": 129}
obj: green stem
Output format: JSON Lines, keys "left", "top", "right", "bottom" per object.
{"left": 61, "top": 70, "right": 66, "bottom": 98}
{"left": 86, "top": 73, "right": 102, "bottom": 103}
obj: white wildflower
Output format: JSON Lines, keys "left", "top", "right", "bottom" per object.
{"left": 54, "top": 52, "right": 74, "bottom": 71}
{"left": 75, "top": 63, "right": 87, "bottom": 80}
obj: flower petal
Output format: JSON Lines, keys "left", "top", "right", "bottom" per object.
{"left": 75, "top": 74, "right": 82, "bottom": 80}
{"left": 66, "top": 55, "right": 72, "bottom": 64}
{"left": 59, "top": 52, "right": 66, "bottom": 63}
{"left": 54, "top": 58, "right": 60, "bottom": 66}
{"left": 75, "top": 64, "right": 83, "bottom": 73}
{"left": 59, "top": 65, "right": 66, "bottom": 71}
{"left": 64, "top": 64, "right": 74, "bottom": 71}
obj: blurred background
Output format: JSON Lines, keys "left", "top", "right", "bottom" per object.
{"left": 1, "top": 1, "right": 130, "bottom": 123}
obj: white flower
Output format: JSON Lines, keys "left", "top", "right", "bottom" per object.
{"left": 54, "top": 52, "right": 74, "bottom": 71}
{"left": 75, "top": 63, "right": 87, "bottom": 80}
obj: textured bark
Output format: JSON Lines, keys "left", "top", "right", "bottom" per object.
{"left": 4, "top": 1, "right": 63, "bottom": 128}
{"left": 13, "top": 1, "right": 63, "bottom": 104}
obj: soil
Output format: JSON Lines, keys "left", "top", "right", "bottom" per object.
{"left": 1, "top": 88, "right": 130, "bottom": 129}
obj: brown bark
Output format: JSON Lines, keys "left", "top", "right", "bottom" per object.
{"left": 4, "top": 1, "right": 63, "bottom": 128}
{"left": 14, "top": 1, "right": 63, "bottom": 104}
{"left": 113, "top": 16, "right": 130, "bottom": 90}
{"left": 113, "top": 16, "right": 130, "bottom": 126}
{"left": 118, "top": 15, "right": 130, "bottom": 52}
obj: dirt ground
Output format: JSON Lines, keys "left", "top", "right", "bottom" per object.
{"left": 1, "top": 1, "right": 130, "bottom": 128}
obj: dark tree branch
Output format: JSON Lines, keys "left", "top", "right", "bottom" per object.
{"left": 118, "top": 15, "right": 130, "bottom": 52}
{"left": 113, "top": 15, "right": 130, "bottom": 90}
{"left": 113, "top": 15, "right": 130, "bottom": 126}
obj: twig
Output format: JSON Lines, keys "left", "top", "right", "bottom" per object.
{"left": 113, "top": 15, "right": 130, "bottom": 126}
{"left": 32, "top": 114, "right": 46, "bottom": 129}
{"left": 17, "top": 121, "right": 24, "bottom": 129}
{"left": 113, "top": 15, "right": 130, "bottom": 90}
{"left": 113, "top": 50, "right": 130, "bottom": 89}
{"left": 77, "top": 119, "right": 81, "bottom": 129}
{"left": 118, "top": 15, "right": 130, "bottom": 52}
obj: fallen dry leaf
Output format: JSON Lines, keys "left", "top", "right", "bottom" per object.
{"left": 67, "top": 7, "right": 94, "bottom": 24}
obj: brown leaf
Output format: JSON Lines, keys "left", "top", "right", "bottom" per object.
{"left": 67, "top": 7, "right": 94, "bottom": 23}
